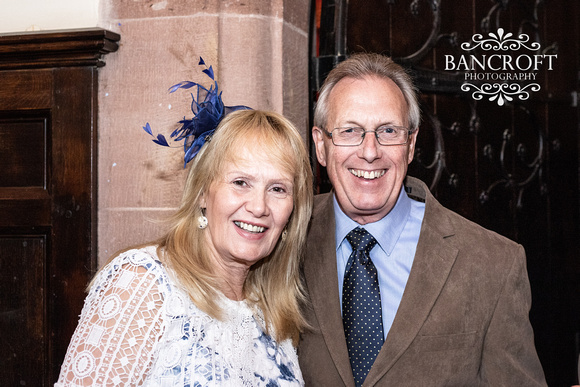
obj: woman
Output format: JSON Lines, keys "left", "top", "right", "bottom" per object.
{"left": 56, "top": 109, "right": 313, "bottom": 386}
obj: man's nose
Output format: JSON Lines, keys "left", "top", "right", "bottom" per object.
{"left": 359, "top": 131, "right": 380, "bottom": 162}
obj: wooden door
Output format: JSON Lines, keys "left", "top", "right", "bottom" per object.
{"left": 0, "top": 29, "right": 119, "bottom": 386}
{"left": 310, "top": 1, "right": 580, "bottom": 385}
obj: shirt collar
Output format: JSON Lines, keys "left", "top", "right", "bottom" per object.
{"left": 333, "top": 185, "right": 412, "bottom": 256}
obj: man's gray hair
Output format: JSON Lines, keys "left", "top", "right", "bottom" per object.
{"left": 314, "top": 52, "right": 421, "bottom": 130}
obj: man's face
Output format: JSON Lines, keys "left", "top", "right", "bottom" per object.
{"left": 312, "top": 75, "right": 418, "bottom": 225}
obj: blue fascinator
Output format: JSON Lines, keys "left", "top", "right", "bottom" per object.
{"left": 143, "top": 57, "right": 251, "bottom": 167}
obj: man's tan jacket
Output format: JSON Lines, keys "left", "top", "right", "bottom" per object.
{"left": 298, "top": 176, "right": 546, "bottom": 386}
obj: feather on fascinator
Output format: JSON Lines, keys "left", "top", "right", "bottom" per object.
{"left": 143, "top": 57, "right": 251, "bottom": 167}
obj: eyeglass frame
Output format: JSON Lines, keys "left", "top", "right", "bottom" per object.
{"left": 320, "top": 125, "right": 416, "bottom": 147}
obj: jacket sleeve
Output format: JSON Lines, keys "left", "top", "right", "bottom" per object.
{"left": 479, "top": 244, "right": 547, "bottom": 385}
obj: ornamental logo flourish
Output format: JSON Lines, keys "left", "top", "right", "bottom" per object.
{"left": 445, "top": 28, "right": 557, "bottom": 106}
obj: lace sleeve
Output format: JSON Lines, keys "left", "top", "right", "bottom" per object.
{"left": 56, "top": 249, "right": 167, "bottom": 386}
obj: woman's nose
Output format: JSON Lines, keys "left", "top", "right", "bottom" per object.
{"left": 245, "top": 190, "right": 268, "bottom": 217}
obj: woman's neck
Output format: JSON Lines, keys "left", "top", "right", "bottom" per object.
{"left": 211, "top": 259, "right": 251, "bottom": 301}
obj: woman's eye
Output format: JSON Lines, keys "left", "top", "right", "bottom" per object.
{"left": 233, "top": 179, "right": 247, "bottom": 187}
{"left": 271, "top": 185, "right": 293, "bottom": 197}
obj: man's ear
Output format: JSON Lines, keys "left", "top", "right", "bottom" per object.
{"left": 312, "top": 126, "right": 328, "bottom": 167}
{"left": 407, "top": 128, "right": 419, "bottom": 164}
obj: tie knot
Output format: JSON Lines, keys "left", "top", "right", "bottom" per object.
{"left": 346, "top": 227, "right": 377, "bottom": 254}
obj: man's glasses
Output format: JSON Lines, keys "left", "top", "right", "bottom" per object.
{"left": 322, "top": 126, "right": 413, "bottom": 147}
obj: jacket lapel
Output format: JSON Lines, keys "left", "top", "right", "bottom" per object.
{"left": 305, "top": 193, "right": 356, "bottom": 387}
{"left": 364, "top": 178, "right": 459, "bottom": 385}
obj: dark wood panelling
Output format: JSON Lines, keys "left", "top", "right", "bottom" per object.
{"left": 0, "top": 235, "right": 47, "bottom": 385}
{"left": 0, "top": 28, "right": 119, "bottom": 386}
{"left": 0, "top": 70, "right": 53, "bottom": 108}
{"left": 49, "top": 66, "right": 100, "bottom": 382}
{"left": 0, "top": 114, "right": 49, "bottom": 188}
{"left": 0, "top": 200, "right": 51, "bottom": 227}
{"left": 0, "top": 28, "right": 120, "bottom": 70}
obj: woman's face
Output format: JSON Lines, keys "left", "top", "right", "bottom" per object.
{"left": 201, "top": 144, "right": 294, "bottom": 271}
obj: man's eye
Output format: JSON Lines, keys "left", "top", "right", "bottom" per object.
{"left": 341, "top": 127, "right": 361, "bottom": 134}
{"left": 379, "top": 126, "right": 396, "bottom": 134}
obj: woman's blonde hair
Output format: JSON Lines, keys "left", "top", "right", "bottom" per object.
{"left": 158, "top": 109, "right": 313, "bottom": 344}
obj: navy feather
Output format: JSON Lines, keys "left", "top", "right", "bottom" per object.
{"left": 142, "top": 56, "right": 251, "bottom": 167}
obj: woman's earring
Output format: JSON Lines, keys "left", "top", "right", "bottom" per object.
{"left": 198, "top": 209, "right": 208, "bottom": 229}
{"left": 281, "top": 229, "right": 288, "bottom": 241}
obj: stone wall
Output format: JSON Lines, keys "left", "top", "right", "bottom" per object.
{"left": 97, "top": 0, "right": 310, "bottom": 263}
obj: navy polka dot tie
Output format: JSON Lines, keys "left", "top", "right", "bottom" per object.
{"left": 342, "top": 227, "right": 384, "bottom": 387}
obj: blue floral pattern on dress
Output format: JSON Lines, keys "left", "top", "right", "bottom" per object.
{"left": 56, "top": 246, "right": 303, "bottom": 387}
{"left": 133, "top": 247, "right": 305, "bottom": 386}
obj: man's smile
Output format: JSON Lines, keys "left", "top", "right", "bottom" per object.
{"left": 348, "top": 168, "right": 386, "bottom": 180}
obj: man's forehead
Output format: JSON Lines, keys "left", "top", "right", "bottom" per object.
{"left": 327, "top": 76, "right": 409, "bottom": 126}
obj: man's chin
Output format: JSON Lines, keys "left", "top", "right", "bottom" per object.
{"left": 344, "top": 201, "right": 393, "bottom": 224}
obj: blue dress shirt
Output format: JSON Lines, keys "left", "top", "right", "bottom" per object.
{"left": 334, "top": 185, "right": 426, "bottom": 340}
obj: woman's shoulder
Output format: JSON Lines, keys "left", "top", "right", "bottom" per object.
{"left": 89, "top": 245, "right": 172, "bottom": 295}
{"left": 112, "top": 245, "right": 163, "bottom": 268}
{"left": 102, "top": 245, "right": 163, "bottom": 273}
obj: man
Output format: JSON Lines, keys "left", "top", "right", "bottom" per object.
{"left": 298, "top": 53, "right": 546, "bottom": 386}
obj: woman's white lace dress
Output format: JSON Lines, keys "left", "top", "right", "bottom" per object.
{"left": 55, "top": 246, "right": 304, "bottom": 386}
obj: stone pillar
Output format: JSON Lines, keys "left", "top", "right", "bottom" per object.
{"left": 97, "top": 0, "right": 310, "bottom": 263}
